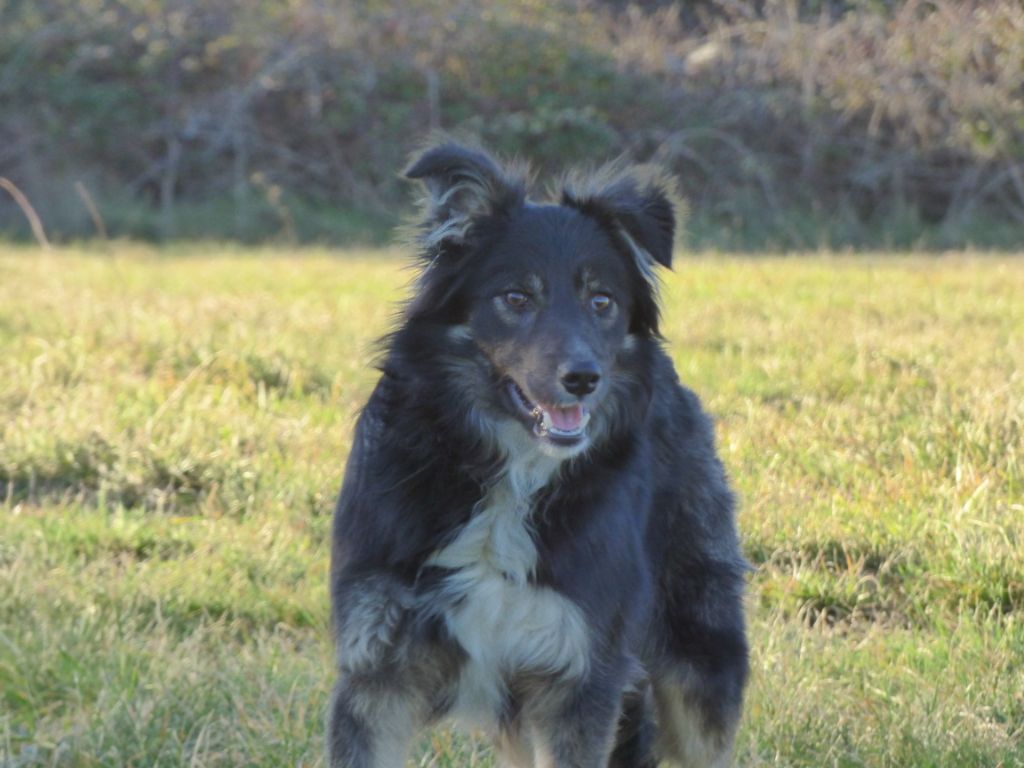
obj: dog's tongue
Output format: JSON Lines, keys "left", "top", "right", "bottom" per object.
{"left": 548, "top": 403, "right": 584, "bottom": 432}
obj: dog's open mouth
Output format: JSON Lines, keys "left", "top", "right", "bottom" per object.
{"left": 506, "top": 380, "right": 590, "bottom": 446}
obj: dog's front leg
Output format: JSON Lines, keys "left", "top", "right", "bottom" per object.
{"left": 327, "top": 575, "right": 421, "bottom": 768}
{"left": 326, "top": 679, "right": 417, "bottom": 768}
{"left": 532, "top": 674, "right": 626, "bottom": 768}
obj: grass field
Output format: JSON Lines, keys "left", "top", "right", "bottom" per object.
{"left": 1, "top": 243, "right": 1022, "bottom": 767}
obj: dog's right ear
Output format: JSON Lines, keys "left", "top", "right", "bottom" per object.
{"left": 404, "top": 143, "right": 526, "bottom": 252}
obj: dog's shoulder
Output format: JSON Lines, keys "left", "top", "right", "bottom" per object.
{"left": 643, "top": 348, "right": 741, "bottom": 547}
{"left": 333, "top": 372, "right": 483, "bottom": 577}
{"left": 647, "top": 347, "right": 718, "bottom": 450}
{"left": 335, "top": 374, "right": 401, "bottom": 507}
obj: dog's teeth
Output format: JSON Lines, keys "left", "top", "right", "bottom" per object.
{"left": 533, "top": 410, "right": 552, "bottom": 437}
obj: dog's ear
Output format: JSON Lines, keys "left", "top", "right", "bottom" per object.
{"left": 561, "top": 168, "right": 677, "bottom": 275}
{"left": 404, "top": 143, "right": 526, "bottom": 251}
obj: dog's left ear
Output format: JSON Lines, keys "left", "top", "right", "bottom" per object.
{"left": 562, "top": 169, "right": 676, "bottom": 274}
{"left": 404, "top": 142, "right": 526, "bottom": 252}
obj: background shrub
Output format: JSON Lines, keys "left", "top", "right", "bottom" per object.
{"left": 1, "top": 0, "right": 1022, "bottom": 249}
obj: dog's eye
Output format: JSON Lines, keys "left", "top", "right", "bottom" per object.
{"left": 590, "top": 293, "right": 613, "bottom": 312}
{"left": 504, "top": 290, "right": 531, "bottom": 308}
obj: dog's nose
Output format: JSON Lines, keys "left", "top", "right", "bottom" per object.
{"left": 561, "top": 362, "right": 601, "bottom": 398}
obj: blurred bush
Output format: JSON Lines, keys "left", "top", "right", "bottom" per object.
{"left": 0, "top": 0, "right": 1022, "bottom": 249}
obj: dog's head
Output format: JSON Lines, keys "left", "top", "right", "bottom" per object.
{"left": 402, "top": 142, "right": 675, "bottom": 460}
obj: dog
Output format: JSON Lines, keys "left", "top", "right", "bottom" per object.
{"left": 327, "top": 142, "right": 749, "bottom": 768}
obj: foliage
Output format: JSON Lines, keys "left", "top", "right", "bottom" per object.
{"left": 0, "top": 1, "right": 1022, "bottom": 248}
{"left": 1, "top": 245, "right": 1022, "bottom": 765}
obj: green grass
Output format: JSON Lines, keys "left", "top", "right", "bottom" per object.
{"left": 1, "top": 243, "right": 1022, "bottom": 767}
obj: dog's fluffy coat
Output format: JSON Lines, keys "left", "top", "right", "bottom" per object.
{"left": 328, "top": 143, "right": 749, "bottom": 767}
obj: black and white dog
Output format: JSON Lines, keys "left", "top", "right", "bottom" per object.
{"left": 328, "top": 142, "right": 749, "bottom": 768}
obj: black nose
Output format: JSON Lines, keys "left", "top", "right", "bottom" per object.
{"left": 561, "top": 362, "right": 601, "bottom": 397}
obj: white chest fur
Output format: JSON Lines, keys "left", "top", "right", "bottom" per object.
{"left": 426, "top": 450, "right": 590, "bottom": 726}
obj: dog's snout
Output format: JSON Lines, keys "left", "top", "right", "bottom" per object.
{"left": 561, "top": 362, "right": 601, "bottom": 398}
